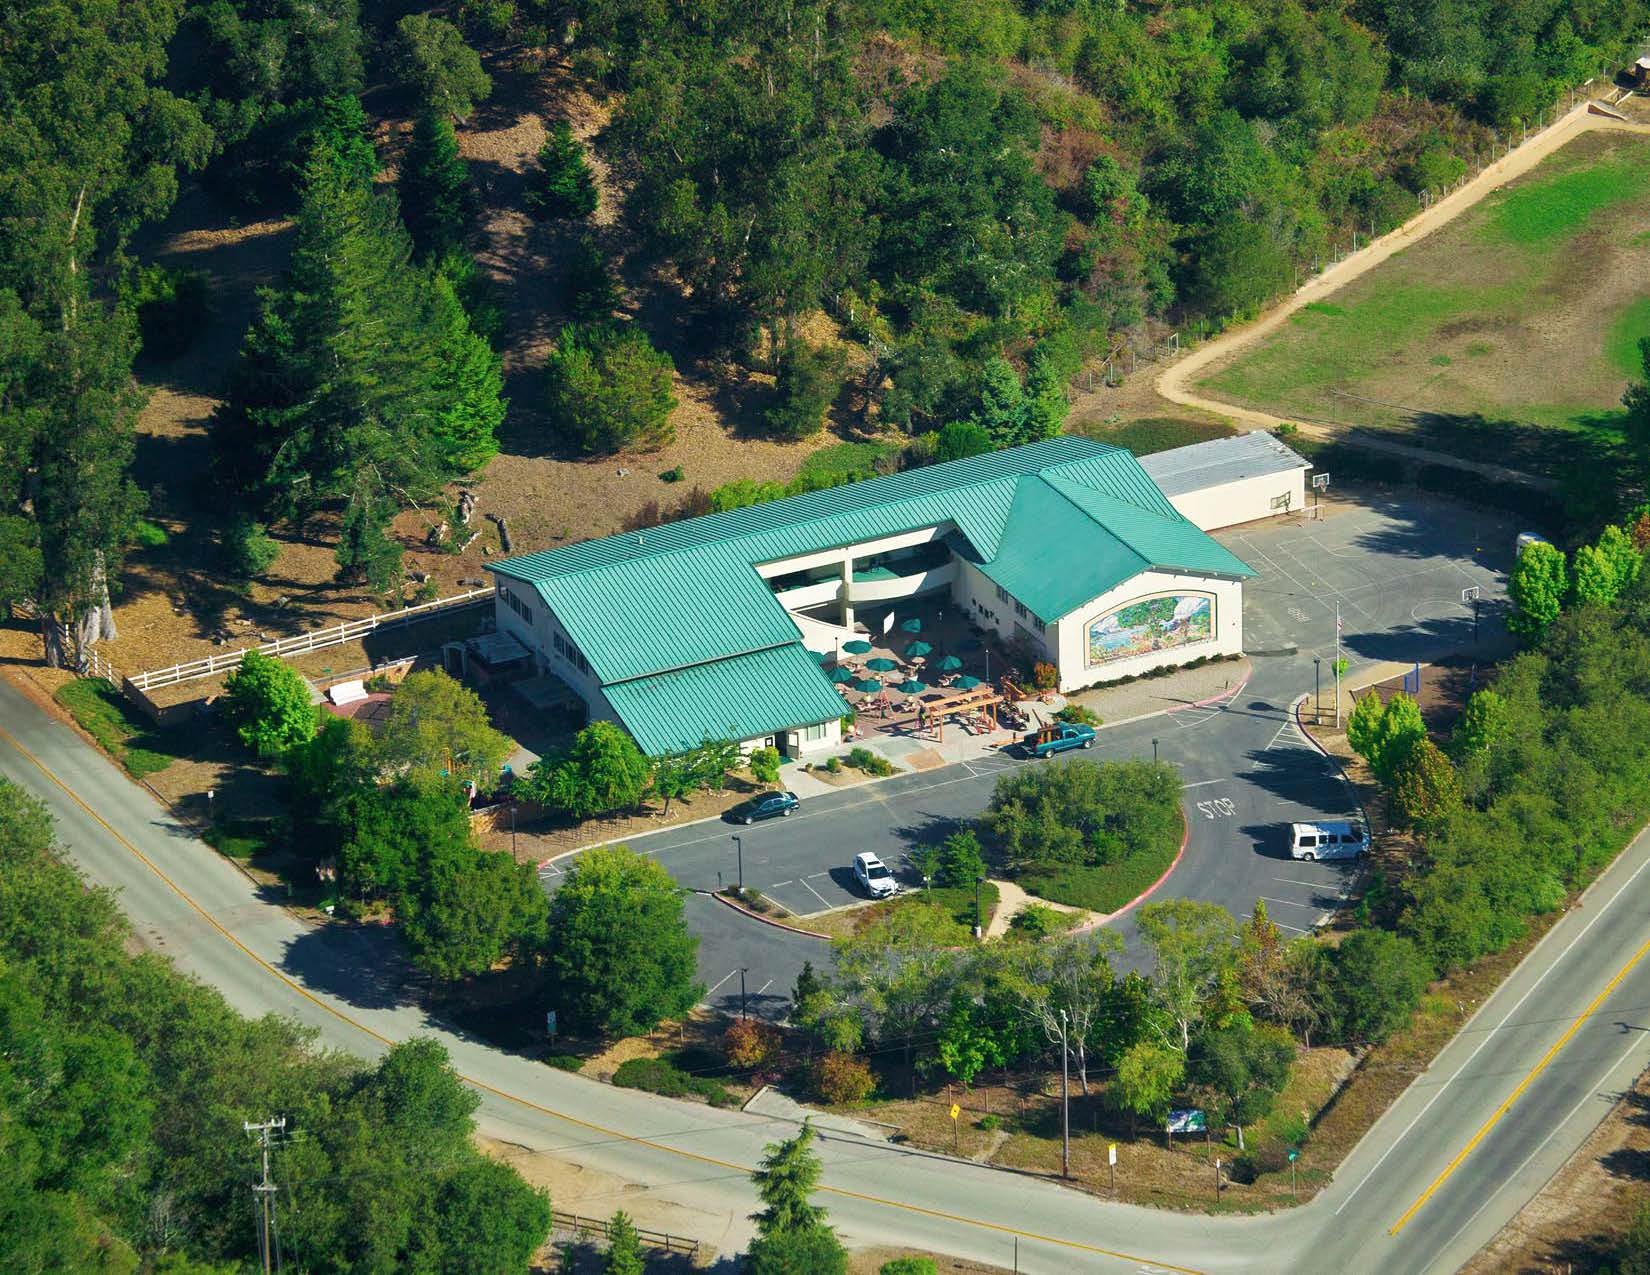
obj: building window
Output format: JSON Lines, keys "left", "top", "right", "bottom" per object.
{"left": 550, "top": 630, "right": 590, "bottom": 676}
{"left": 799, "top": 722, "right": 830, "bottom": 742}
{"left": 996, "top": 584, "right": 1012, "bottom": 606}
{"left": 502, "top": 587, "right": 534, "bottom": 626}
{"left": 1014, "top": 600, "right": 1028, "bottom": 620}
{"left": 1029, "top": 615, "right": 1046, "bottom": 634}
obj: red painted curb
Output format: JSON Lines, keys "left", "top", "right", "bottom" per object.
{"left": 710, "top": 890, "right": 832, "bottom": 942}
{"left": 1169, "top": 664, "right": 1252, "bottom": 714}
{"left": 1069, "top": 806, "right": 1191, "bottom": 932}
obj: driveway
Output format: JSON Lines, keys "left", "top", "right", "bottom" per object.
{"left": 543, "top": 491, "right": 1515, "bottom": 1019}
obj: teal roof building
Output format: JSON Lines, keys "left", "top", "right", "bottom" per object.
{"left": 487, "top": 437, "right": 1254, "bottom": 756}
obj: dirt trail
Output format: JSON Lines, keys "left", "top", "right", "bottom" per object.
{"left": 1155, "top": 99, "right": 1650, "bottom": 478}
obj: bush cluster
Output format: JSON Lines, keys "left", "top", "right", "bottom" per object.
{"left": 612, "top": 1056, "right": 734, "bottom": 1107}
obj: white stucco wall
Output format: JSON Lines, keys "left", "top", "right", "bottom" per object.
{"left": 492, "top": 583, "right": 611, "bottom": 717}
{"left": 1167, "top": 468, "right": 1307, "bottom": 531}
{"left": 1051, "top": 570, "right": 1244, "bottom": 693}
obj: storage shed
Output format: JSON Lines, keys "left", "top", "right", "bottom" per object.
{"left": 1139, "top": 431, "right": 1311, "bottom": 531}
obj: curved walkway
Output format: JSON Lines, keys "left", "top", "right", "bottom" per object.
{"left": 1155, "top": 99, "right": 1650, "bottom": 487}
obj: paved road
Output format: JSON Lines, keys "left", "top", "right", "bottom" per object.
{"left": 7, "top": 662, "right": 1650, "bottom": 1273}
{"left": 551, "top": 495, "right": 1514, "bottom": 1018}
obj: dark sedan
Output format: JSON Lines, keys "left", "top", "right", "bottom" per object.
{"left": 725, "top": 791, "right": 799, "bottom": 824}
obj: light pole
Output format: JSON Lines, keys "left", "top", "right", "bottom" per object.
{"left": 1059, "top": 1009, "right": 1071, "bottom": 1178}
{"left": 1314, "top": 657, "right": 1321, "bottom": 725}
{"left": 740, "top": 967, "right": 749, "bottom": 1020}
{"left": 509, "top": 800, "right": 517, "bottom": 856}
{"left": 731, "top": 834, "right": 743, "bottom": 891}
{"left": 973, "top": 875, "right": 985, "bottom": 939}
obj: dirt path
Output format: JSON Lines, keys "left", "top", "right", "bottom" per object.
{"left": 982, "top": 878, "right": 1089, "bottom": 940}
{"left": 1154, "top": 97, "right": 1650, "bottom": 481}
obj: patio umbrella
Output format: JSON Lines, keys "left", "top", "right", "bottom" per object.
{"left": 829, "top": 666, "right": 855, "bottom": 684}
{"left": 808, "top": 648, "right": 833, "bottom": 664}
{"left": 843, "top": 639, "right": 874, "bottom": 654}
{"left": 954, "top": 675, "right": 983, "bottom": 690}
{"left": 899, "top": 617, "right": 923, "bottom": 633}
{"left": 896, "top": 679, "right": 927, "bottom": 695}
{"left": 853, "top": 678, "right": 886, "bottom": 693}
{"left": 904, "top": 640, "right": 932, "bottom": 659}
{"left": 935, "top": 654, "right": 964, "bottom": 672}
{"left": 865, "top": 656, "right": 898, "bottom": 672}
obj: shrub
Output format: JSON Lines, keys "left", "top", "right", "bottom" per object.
{"left": 976, "top": 1115, "right": 1000, "bottom": 1132}
{"left": 933, "top": 420, "right": 994, "bottom": 462}
{"left": 221, "top": 514, "right": 280, "bottom": 579}
{"left": 724, "top": 1017, "right": 783, "bottom": 1070}
{"left": 659, "top": 465, "right": 684, "bottom": 483}
{"left": 748, "top": 745, "right": 782, "bottom": 785}
{"left": 813, "top": 1050, "right": 875, "bottom": 1105}
{"left": 1032, "top": 661, "right": 1059, "bottom": 691}
{"left": 846, "top": 747, "right": 894, "bottom": 776}
{"left": 881, "top": 1260, "right": 939, "bottom": 1275}
{"left": 1231, "top": 1144, "right": 1288, "bottom": 1184}
{"left": 1330, "top": 928, "right": 1429, "bottom": 1044}
{"left": 825, "top": 756, "right": 842, "bottom": 774}
{"left": 1009, "top": 902, "right": 1071, "bottom": 939}
{"left": 1056, "top": 703, "right": 1101, "bottom": 726}
{"left": 130, "top": 518, "right": 169, "bottom": 548}
{"left": 612, "top": 1056, "right": 733, "bottom": 1107}
{"left": 544, "top": 1052, "right": 584, "bottom": 1072}
{"left": 130, "top": 264, "right": 209, "bottom": 359}
{"left": 457, "top": 0, "right": 515, "bottom": 37}
{"left": 765, "top": 340, "right": 845, "bottom": 440}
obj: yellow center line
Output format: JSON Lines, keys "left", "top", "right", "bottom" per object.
{"left": 1388, "top": 930, "right": 1650, "bottom": 1236}
{"left": 0, "top": 720, "right": 1202, "bottom": 1275}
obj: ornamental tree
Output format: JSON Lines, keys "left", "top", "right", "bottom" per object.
{"left": 1390, "top": 737, "right": 1463, "bottom": 835}
{"left": 1508, "top": 541, "right": 1567, "bottom": 641}
{"left": 751, "top": 1120, "right": 829, "bottom": 1238}
{"left": 375, "top": 669, "right": 513, "bottom": 787}
{"left": 538, "top": 722, "right": 651, "bottom": 819}
{"left": 223, "top": 650, "right": 316, "bottom": 758}
{"left": 1114, "top": 1039, "right": 1184, "bottom": 1136}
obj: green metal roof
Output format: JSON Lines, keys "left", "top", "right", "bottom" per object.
{"left": 602, "top": 644, "right": 847, "bottom": 755}
{"left": 489, "top": 437, "right": 1253, "bottom": 746}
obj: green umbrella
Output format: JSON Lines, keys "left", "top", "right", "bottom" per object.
{"left": 897, "top": 679, "right": 927, "bottom": 695}
{"left": 899, "top": 617, "right": 923, "bottom": 633}
{"left": 935, "top": 654, "right": 964, "bottom": 672}
{"left": 829, "top": 666, "right": 855, "bottom": 684}
{"left": 865, "top": 656, "right": 898, "bottom": 672}
{"left": 904, "top": 640, "right": 932, "bottom": 659}
{"left": 808, "top": 649, "right": 833, "bottom": 664}
{"left": 843, "top": 639, "right": 873, "bottom": 654}
{"left": 853, "top": 678, "right": 885, "bottom": 693}
{"left": 954, "top": 675, "right": 983, "bottom": 690}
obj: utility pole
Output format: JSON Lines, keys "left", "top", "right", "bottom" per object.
{"left": 244, "top": 1116, "right": 286, "bottom": 1275}
{"left": 1059, "top": 1009, "right": 1071, "bottom": 1179}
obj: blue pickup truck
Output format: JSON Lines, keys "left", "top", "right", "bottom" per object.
{"left": 1022, "top": 722, "right": 1096, "bottom": 758}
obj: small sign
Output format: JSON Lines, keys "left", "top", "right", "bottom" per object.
{"left": 1287, "top": 1149, "right": 1299, "bottom": 1162}
{"left": 949, "top": 1103, "right": 961, "bottom": 1121}
{"left": 1108, "top": 1143, "right": 1117, "bottom": 1166}
{"left": 1165, "top": 1108, "right": 1207, "bottom": 1134}
{"left": 545, "top": 1010, "right": 557, "bottom": 1038}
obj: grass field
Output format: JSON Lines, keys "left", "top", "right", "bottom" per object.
{"left": 1198, "top": 130, "right": 1650, "bottom": 477}
{"left": 54, "top": 678, "right": 184, "bottom": 778}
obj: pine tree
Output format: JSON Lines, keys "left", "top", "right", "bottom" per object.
{"left": 335, "top": 486, "right": 404, "bottom": 595}
{"left": 751, "top": 1121, "right": 829, "bottom": 1238}
{"left": 604, "top": 1210, "right": 644, "bottom": 1275}
{"left": 398, "top": 110, "right": 475, "bottom": 262}
{"left": 429, "top": 275, "right": 504, "bottom": 473}
{"left": 971, "top": 357, "right": 1026, "bottom": 448}
{"left": 1022, "top": 348, "right": 1067, "bottom": 441}
{"left": 526, "top": 122, "right": 598, "bottom": 219}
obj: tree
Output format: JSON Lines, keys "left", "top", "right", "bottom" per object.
{"left": 543, "top": 845, "right": 701, "bottom": 1036}
{"left": 1508, "top": 541, "right": 1568, "bottom": 641}
{"left": 398, "top": 111, "right": 476, "bottom": 262}
{"left": 536, "top": 722, "right": 651, "bottom": 820}
{"left": 566, "top": 236, "right": 620, "bottom": 324}
{"left": 971, "top": 357, "right": 1027, "bottom": 448}
{"left": 399, "top": 845, "right": 549, "bottom": 982}
{"left": 221, "top": 515, "right": 279, "bottom": 580}
{"left": 1114, "top": 1040, "right": 1184, "bottom": 1136}
{"left": 1346, "top": 691, "right": 1427, "bottom": 783}
{"left": 1022, "top": 348, "right": 1068, "bottom": 441}
{"left": 1390, "top": 737, "right": 1463, "bottom": 834}
{"left": 1330, "top": 928, "right": 1429, "bottom": 1045}
{"left": 1452, "top": 688, "right": 1507, "bottom": 759}
{"left": 334, "top": 779, "right": 476, "bottom": 903}
{"left": 1235, "top": 900, "right": 1314, "bottom": 1033}
{"left": 375, "top": 669, "right": 512, "bottom": 787}
{"left": 752, "top": 1120, "right": 828, "bottom": 1237}
{"left": 223, "top": 651, "right": 316, "bottom": 758}
{"left": 1008, "top": 931, "right": 1122, "bottom": 1093}
{"left": 749, "top": 745, "right": 782, "bottom": 785}
{"left": 334, "top": 484, "right": 404, "bottom": 593}
{"left": 393, "top": 15, "right": 492, "bottom": 121}
{"left": 1189, "top": 1020, "right": 1295, "bottom": 1150}
{"left": 766, "top": 340, "right": 844, "bottom": 441}
{"left": 832, "top": 902, "right": 963, "bottom": 1062}
{"left": 881, "top": 1261, "right": 939, "bottom": 1275}
{"left": 984, "top": 759, "right": 1181, "bottom": 872}
{"left": 546, "top": 321, "right": 677, "bottom": 454}
{"left": 526, "top": 122, "right": 598, "bottom": 219}
{"left": 605, "top": 1210, "right": 644, "bottom": 1275}
{"left": 934, "top": 421, "right": 994, "bottom": 462}
{"left": 1572, "top": 524, "right": 1643, "bottom": 608}
{"left": 746, "top": 1225, "right": 849, "bottom": 1275}
{"left": 931, "top": 829, "right": 988, "bottom": 888}
{"left": 1137, "top": 900, "right": 1238, "bottom": 1053}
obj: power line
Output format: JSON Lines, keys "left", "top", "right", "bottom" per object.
{"left": 244, "top": 1116, "right": 286, "bottom": 1275}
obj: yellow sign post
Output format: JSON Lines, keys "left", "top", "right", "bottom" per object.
{"left": 949, "top": 1103, "right": 961, "bottom": 1154}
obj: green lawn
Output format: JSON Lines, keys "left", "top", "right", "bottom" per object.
{"left": 1486, "top": 151, "right": 1650, "bottom": 246}
{"left": 794, "top": 439, "right": 902, "bottom": 487}
{"left": 1018, "top": 840, "right": 1179, "bottom": 915}
{"left": 54, "top": 678, "right": 183, "bottom": 778}
{"left": 202, "top": 818, "right": 277, "bottom": 861}
{"left": 1607, "top": 297, "right": 1650, "bottom": 377}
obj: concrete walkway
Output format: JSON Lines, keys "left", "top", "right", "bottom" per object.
{"left": 741, "top": 1084, "right": 896, "bottom": 1142}
{"left": 982, "top": 878, "right": 1090, "bottom": 940}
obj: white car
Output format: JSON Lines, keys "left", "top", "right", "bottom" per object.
{"left": 853, "top": 852, "right": 899, "bottom": 898}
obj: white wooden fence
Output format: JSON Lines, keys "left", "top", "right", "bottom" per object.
{"left": 125, "top": 588, "right": 494, "bottom": 692}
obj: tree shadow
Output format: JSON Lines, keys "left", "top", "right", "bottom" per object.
{"left": 278, "top": 921, "right": 425, "bottom": 1014}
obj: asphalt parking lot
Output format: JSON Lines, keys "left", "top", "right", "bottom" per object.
{"left": 540, "top": 490, "right": 1518, "bottom": 1020}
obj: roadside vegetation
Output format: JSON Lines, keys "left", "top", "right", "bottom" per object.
{"left": 53, "top": 678, "right": 185, "bottom": 778}
{"left": 0, "top": 780, "right": 550, "bottom": 1272}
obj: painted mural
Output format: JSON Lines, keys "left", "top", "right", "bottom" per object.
{"left": 1086, "top": 592, "right": 1214, "bottom": 666}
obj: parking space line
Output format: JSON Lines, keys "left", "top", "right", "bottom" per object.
{"left": 705, "top": 969, "right": 739, "bottom": 996}
{"left": 1274, "top": 876, "right": 1345, "bottom": 891}
{"left": 756, "top": 979, "right": 774, "bottom": 997}
{"left": 1260, "top": 895, "right": 1325, "bottom": 911}
{"left": 1245, "top": 913, "right": 1312, "bottom": 935}
{"left": 800, "top": 876, "right": 833, "bottom": 909}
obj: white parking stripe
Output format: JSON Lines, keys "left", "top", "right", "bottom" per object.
{"left": 800, "top": 876, "right": 833, "bottom": 909}
{"left": 705, "top": 969, "right": 739, "bottom": 996}
{"left": 1259, "top": 895, "right": 1324, "bottom": 911}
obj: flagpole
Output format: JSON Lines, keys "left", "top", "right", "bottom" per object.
{"left": 1334, "top": 600, "right": 1342, "bottom": 728}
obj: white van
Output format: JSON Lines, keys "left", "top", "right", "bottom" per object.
{"left": 1288, "top": 820, "right": 1368, "bottom": 861}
